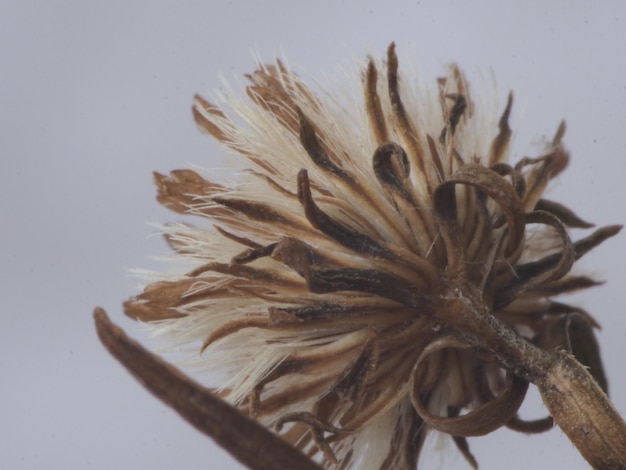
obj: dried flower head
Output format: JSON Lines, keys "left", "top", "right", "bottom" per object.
{"left": 103, "top": 43, "right": 625, "bottom": 468}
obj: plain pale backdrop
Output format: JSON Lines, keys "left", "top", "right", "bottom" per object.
{"left": 2, "top": 1, "right": 625, "bottom": 469}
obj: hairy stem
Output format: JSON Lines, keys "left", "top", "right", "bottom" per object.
{"left": 537, "top": 353, "right": 626, "bottom": 469}
{"left": 441, "top": 285, "right": 626, "bottom": 468}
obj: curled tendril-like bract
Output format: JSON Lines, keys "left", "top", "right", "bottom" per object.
{"left": 409, "top": 337, "right": 529, "bottom": 439}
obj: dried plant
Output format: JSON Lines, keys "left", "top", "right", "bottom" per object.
{"left": 95, "top": 43, "right": 626, "bottom": 469}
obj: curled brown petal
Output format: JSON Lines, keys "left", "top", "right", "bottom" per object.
{"left": 534, "top": 199, "right": 594, "bottom": 228}
{"left": 215, "top": 225, "right": 263, "bottom": 250}
{"left": 528, "top": 275, "right": 602, "bottom": 296}
{"left": 372, "top": 142, "right": 411, "bottom": 198}
{"left": 298, "top": 108, "right": 351, "bottom": 180}
{"left": 269, "top": 299, "right": 409, "bottom": 322}
{"left": 489, "top": 162, "right": 525, "bottom": 197}
{"left": 447, "top": 408, "right": 479, "bottom": 469}
{"left": 571, "top": 224, "right": 622, "bottom": 259}
{"left": 365, "top": 59, "right": 388, "bottom": 145}
{"left": 298, "top": 105, "right": 421, "bottom": 250}
{"left": 201, "top": 316, "right": 273, "bottom": 352}
{"left": 433, "top": 163, "right": 525, "bottom": 276}
{"left": 231, "top": 242, "right": 279, "bottom": 264}
{"left": 495, "top": 210, "right": 574, "bottom": 309}
{"left": 538, "top": 301, "right": 600, "bottom": 328}
{"left": 297, "top": 169, "right": 389, "bottom": 258}
{"left": 387, "top": 43, "right": 431, "bottom": 192}
{"left": 213, "top": 196, "right": 304, "bottom": 227}
{"left": 506, "top": 415, "right": 554, "bottom": 434}
{"left": 409, "top": 338, "right": 528, "bottom": 437}
{"left": 452, "top": 164, "right": 525, "bottom": 255}
{"left": 331, "top": 332, "right": 380, "bottom": 402}
{"left": 426, "top": 134, "right": 446, "bottom": 183}
{"left": 488, "top": 91, "right": 513, "bottom": 166}
{"left": 93, "top": 308, "right": 321, "bottom": 470}
{"left": 432, "top": 185, "right": 465, "bottom": 277}
{"left": 518, "top": 144, "right": 570, "bottom": 211}
{"left": 439, "top": 93, "right": 467, "bottom": 142}
{"left": 500, "top": 226, "right": 622, "bottom": 309}
{"left": 373, "top": 142, "right": 440, "bottom": 259}
{"left": 452, "top": 435, "right": 478, "bottom": 470}
{"left": 188, "top": 262, "right": 302, "bottom": 289}
{"left": 308, "top": 267, "right": 428, "bottom": 309}
{"left": 267, "top": 236, "right": 430, "bottom": 308}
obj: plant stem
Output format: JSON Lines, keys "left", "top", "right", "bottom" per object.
{"left": 538, "top": 353, "right": 626, "bottom": 469}
{"left": 443, "top": 285, "right": 626, "bottom": 469}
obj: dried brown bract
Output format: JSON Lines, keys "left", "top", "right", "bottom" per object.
{"left": 97, "top": 43, "right": 626, "bottom": 468}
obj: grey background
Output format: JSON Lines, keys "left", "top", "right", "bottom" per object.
{"left": 2, "top": 1, "right": 625, "bottom": 469}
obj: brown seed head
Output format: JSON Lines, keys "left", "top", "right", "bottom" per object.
{"left": 123, "top": 43, "right": 621, "bottom": 468}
